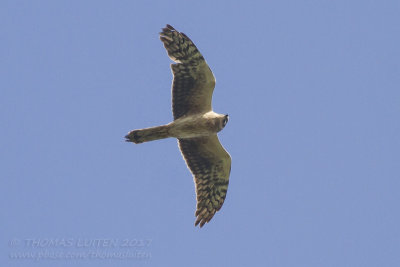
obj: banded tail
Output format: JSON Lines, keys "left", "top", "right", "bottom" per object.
{"left": 125, "top": 125, "right": 170, "bottom": 144}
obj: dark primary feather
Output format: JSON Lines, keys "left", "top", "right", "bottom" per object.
{"left": 160, "top": 24, "right": 204, "bottom": 63}
{"left": 160, "top": 25, "right": 216, "bottom": 120}
{"left": 178, "top": 136, "right": 231, "bottom": 227}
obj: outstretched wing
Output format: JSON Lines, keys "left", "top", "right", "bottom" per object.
{"left": 178, "top": 135, "right": 231, "bottom": 227}
{"left": 160, "top": 25, "right": 216, "bottom": 120}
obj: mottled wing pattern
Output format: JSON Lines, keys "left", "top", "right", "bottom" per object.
{"left": 178, "top": 135, "right": 231, "bottom": 227}
{"left": 160, "top": 25, "right": 216, "bottom": 120}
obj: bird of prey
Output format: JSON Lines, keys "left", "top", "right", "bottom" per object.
{"left": 125, "top": 25, "right": 231, "bottom": 228}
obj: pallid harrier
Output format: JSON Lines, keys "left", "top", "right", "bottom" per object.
{"left": 125, "top": 25, "right": 231, "bottom": 227}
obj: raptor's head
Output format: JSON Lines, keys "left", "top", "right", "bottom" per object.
{"left": 223, "top": 114, "right": 229, "bottom": 126}
{"left": 220, "top": 114, "right": 229, "bottom": 129}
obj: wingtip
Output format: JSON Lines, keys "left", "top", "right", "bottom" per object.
{"left": 165, "top": 24, "right": 175, "bottom": 30}
{"left": 194, "top": 219, "right": 206, "bottom": 228}
{"left": 194, "top": 218, "right": 202, "bottom": 228}
{"left": 161, "top": 24, "right": 177, "bottom": 34}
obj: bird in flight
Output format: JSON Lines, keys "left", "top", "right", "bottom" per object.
{"left": 125, "top": 25, "right": 231, "bottom": 228}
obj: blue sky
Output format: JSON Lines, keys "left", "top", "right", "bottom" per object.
{"left": 1, "top": 1, "right": 399, "bottom": 266}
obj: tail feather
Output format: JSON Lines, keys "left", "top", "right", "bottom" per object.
{"left": 125, "top": 125, "right": 170, "bottom": 144}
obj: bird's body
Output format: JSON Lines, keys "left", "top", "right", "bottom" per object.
{"left": 128, "top": 111, "right": 226, "bottom": 143}
{"left": 125, "top": 25, "right": 231, "bottom": 227}
{"left": 171, "top": 111, "right": 227, "bottom": 139}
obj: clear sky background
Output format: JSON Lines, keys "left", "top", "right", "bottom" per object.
{"left": 1, "top": 1, "right": 399, "bottom": 266}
